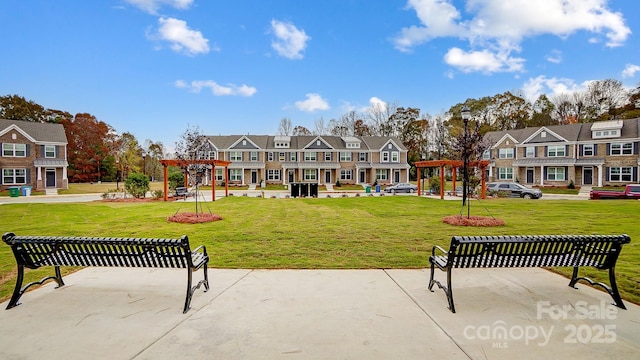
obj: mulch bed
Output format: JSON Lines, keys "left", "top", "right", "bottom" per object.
{"left": 442, "top": 215, "right": 505, "bottom": 227}
{"left": 167, "top": 212, "right": 223, "bottom": 224}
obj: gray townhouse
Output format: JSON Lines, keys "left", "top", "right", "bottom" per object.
{"left": 203, "top": 135, "right": 410, "bottom": 186}
{"left": 1, "top": 119, "right": 69, "bottom": 191}
{"left": 483, "top": 118, "right": 640, "bottom": 187}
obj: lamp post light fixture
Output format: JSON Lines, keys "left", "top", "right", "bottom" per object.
{"left": 116, "top": 159, "right": 120, "bottom": 190}
{"left": 461, "top": 105, "right": 471, "bottom": 218}
{"left": 142, "top": 153, "right": 147, "bottom": 177}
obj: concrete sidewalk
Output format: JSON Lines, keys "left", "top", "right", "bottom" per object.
{"left": 1, "top": 268, "right": 638, "bottom": 359}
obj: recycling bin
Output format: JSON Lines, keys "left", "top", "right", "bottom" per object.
{"left": 21, "top": 186, "right": 32, "bottom": 196}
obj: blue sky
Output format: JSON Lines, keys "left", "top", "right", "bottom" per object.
{"left": 1, "top": 0, "right": 639, "bottom": 150}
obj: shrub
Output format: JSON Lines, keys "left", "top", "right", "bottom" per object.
{"left": 125, "top": 173, "right": 150, "bottom": 198}
{"left": 168, "top": 172, "right": 185, "bottom": 191}
{"left": 568, "top": 180, "right": 575, "bottom": 189}
{"left": 152, "top": 190, "right": 163, "bottom": 199}
{"left": 429, "top": 177, "right": 441, "bottom": 194}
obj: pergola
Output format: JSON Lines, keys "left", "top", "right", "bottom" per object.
{"left": 159, "top": 159, "right": 232, "bottom": 201}
{"left": 414, "top": 159, "right": 490, "bottom": 199}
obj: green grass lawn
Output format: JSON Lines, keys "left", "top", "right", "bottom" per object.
{"left": 0, "top": 196, "right": 638, "bottom": 306}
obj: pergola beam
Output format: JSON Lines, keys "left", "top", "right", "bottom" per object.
{"left": 159, "top": 159, "right": 231, "bottom": 201}
{"left": 415, "top": 159, "right": 489, "bottom": 199}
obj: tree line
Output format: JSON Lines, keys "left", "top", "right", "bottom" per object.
{"left": 2, "top": 78, "right": 638, "bottom": 183}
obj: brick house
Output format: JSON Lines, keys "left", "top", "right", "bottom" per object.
{"left": 204, "top": 135, "right": 410, "bottom": 186}
{"left": 483, "top": 118, "right": 640, "bottom": 187}
{"left": 1, "top": 119, "right": 69, "bottom": 191}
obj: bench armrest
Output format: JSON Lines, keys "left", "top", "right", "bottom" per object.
{"left": 431, "top": 245, "right": 449, "bottom": 257}
{"left": 192, "top": 244, "right": 208, "bottom": 256}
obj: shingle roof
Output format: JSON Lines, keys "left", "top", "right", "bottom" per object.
{"left": 0, "top": 119, "right": 67, "bottom": 143}
{"left": 207, "top": 135, "right": 406, "bottom": 151}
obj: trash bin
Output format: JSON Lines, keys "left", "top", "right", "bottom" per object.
{"left": 300, "top": 183, "right": 309, "bottom": 197}
{"left": 291, "top": 183, "right": 300, "bottom": 198}
{"left": 21, "top": 186, "right": 32, "bottom": 196}
{"left": 375, "top": 185, "right": 381, "bottom": 193}
{"left": 9, "top": 187, "right": 20, "bottom": 197}
{"left": 366, "top": 186, "right": 371, "bottom": 193}
{"left": 309, "top": 183, "right": 318, "bottom": 197}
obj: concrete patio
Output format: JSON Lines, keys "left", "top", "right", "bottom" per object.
{"left": 1, "top": 267, "right": 638, "bottom": 359}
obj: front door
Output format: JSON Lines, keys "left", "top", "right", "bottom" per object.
{"left": 526, "top": 168, "right": 534, "bottom": 183}
{"left": 359, "top": 170, "right": 365, "bottom": 183}
{"left": 288, "top": 170, "right": 295, "bottom": 183}
{"left": 46, "top": 169, "right": 56, "bottom": 188}
{"left": 251, "top": 170, "right": 257, "bottom": 184}
{"left": 394, "top": 170, "right": 400, "bottom": 183}
{"left": 583, "top": 167, "right": 593, "bottom": 185}
{"left": 325, "top": 170, "right": 331, "bottom": 184}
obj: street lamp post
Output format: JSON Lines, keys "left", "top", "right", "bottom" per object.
{"left": 461, "top": 105, "right": 471, "bottom": 218}
{"left": 143, "top": 154, "right": 147, "bottom": 177}
{"left": 116, "top": 159, "right": 120, "bottom": 190}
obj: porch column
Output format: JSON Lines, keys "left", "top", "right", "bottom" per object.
{"left": 597, "top": 164, "right": 603, "bottom": 187}
{"left": 540, "top": 166, "right": 544, "bottom": 186}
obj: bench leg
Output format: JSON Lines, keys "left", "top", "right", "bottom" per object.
{"left": 183, "top": 266, "right": 210, "bottom": 314}
{"left": 6, "top": 265, "right": 65, "bottom": 310}
{"left": 428, "top": 262, "right": 456, "bottom": 313}
{"left": 569, "top": 266, "right": 626, "bottom": 310}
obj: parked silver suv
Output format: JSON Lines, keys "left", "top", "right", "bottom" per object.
{"left": 487, "top": 182, "right": 542, "bottom": 199}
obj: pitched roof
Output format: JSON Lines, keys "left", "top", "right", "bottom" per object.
{"left": 0, "top": 119, "right": 67, "bottom": 143}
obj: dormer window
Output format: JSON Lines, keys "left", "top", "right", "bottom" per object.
{"left": 592, "top": 120, "right": 623, "bottom": 139}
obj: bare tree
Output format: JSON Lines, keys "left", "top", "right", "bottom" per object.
{"left": 313, "top": 117, "right": 326, "bottom": 135}
{"left": 278, "top": 118, "right": 293, "bottom": 135}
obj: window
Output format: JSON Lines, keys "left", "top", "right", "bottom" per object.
{"left": 279, "top": 152, "right": 286, "bottom": 161}
{"left": 359, "top": 152, "right": 367, "bottom": 161}
{"left": 267, "top": 169, "right": 281, "bottom": 181}
{"left": 230, "top": 151, "right": 243, "bottom": 161}
{"left": 609, "top": 167, "right": 633, "bottom": 182}
{"left": 2, "top": 143, "right": 26, "bottom": 157}
{"left": 2, "top": 168, "right": 26, "bottom": 184}
{"left": 340, "top": 169, "right": 352, "bottom": 180}
{"left": 45, "top": 145, "right": 56, "bottom": 158}
{"left": 250, "top": 151, "right": 258, "bottom": 161}
{"left": 215, "top": 169, "right": 223, "bottom": 181}
{"left": 268, "top": 152, "right": 274, "bottom": 161}
{"left": 610, "top": 143, "right": 633, "bottom": 155}
{"left": 382, "top": 151, "right": 389, "bottom": 162}
{"left": 391, "top": 151, "right": 399, "bottom": 162}
{"left": 498, "top": 168, "right": 513, "bottom": 180}
{"left": 582, "top": 144, "right": 594, "bottom": 156}
{"left": 482, "top": 150, "right": 490, "bottom": 159}
{"left": 547, "top": 146, "right": 566, "bottom": 157}
{"left": 546, "top": 167, "right": 565, "bottom": 181}
{"left": 209, "top": 151, "right": 217, "bottom": 160}
{"left": 229, "top": 169, "right": 242, "bottom": 181}
{"left": 290, "top": 152, "right": 297, "bottom": 161}
{"left": 376, "top": 169, "right": 387, "bottom": 180}
{"left": 339, "top": 152, "right": 352, "bottom": 162}
{"left": 347, "top": 142, "right": 360, "bottom": 148}
{"left": 498, "top": 148, "right": 514, "bottom": 159}
{"left": 305, "top": 152, "right": 317, "bottom": 161}
{"left": 525, "top": 146, "right": 535, "bottom": 158}
{"left": 325, "top": 152, "right": 332, "bottom": 161}
{"left": 304, "top": 169, "right": 317, "bottom": 181}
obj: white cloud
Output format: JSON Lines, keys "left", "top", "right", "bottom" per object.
{"left": 368, "top": 97, "right": 388, "bottom": 112}
{"left": 521, "top": 75, "right": 581, "bottom": 102}
{"left": 153, "top": 17, "right": 209, "bottom": 56}
{"left": 124, "top": 0, "right": 193, "bottom": 15}
{"left": 622, "top": 64, "right": 640, "bottom": 79}
{"left": 270, "top": 20, "right": 310, "bottom": 59}
{"left": 175, "top": 80, "right": 257, "bottom": 97}
{"left": 545, "top": 49, "right": 562, "bottom": 64}
{"left": 394, "top": 0, "right": 631, "bottom": 74}
{"left": 295, "top": 93, "right": 329, "bottom": 112}
{"left": 444, "top": 47, "right": 524, "bottom": 73}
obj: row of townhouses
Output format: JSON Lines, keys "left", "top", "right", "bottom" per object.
{"left": 1, "top": 119, "right": 69, "bottom": 191}
{"left": 483, "top": 118, "right": 640, "bottom": 187}
{"left": 204, "top": 135, "right": 411, "bottom": 186}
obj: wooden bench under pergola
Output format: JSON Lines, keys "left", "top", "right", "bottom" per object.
{"left": 414, "top": 159, "right": 490, "bottom": 199}
{"left": 160, "top": 159, "right": 231, "bottom": 201}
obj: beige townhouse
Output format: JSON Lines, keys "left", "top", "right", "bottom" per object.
{"left": 483, "top": 118, "right": 640, "bottom": 187}
{"left": 204, "top": 135, "right": 410, "bottom": 186}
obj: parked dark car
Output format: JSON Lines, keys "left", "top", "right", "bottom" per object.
{"left": 384, "top": 182, "right": 418, "bottom": 193}
{"left": 487, "top": 182, "right": 542, "bottom": 199}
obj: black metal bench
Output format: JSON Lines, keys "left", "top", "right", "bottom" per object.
{"left": 174, "top": 186, "right": 193, "bottom": 200}
{"left": 2, "top": 232, "right": 209, "bottom": 313}
{"left": 429, "top": 234, "right": 630, "bottom": 313}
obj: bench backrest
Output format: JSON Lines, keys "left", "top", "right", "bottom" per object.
{"left": 447, "top": 234, "right": 630, "bottom": 269}
{"left": 2, "top": 233, "right": 196, "bottom": 270}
